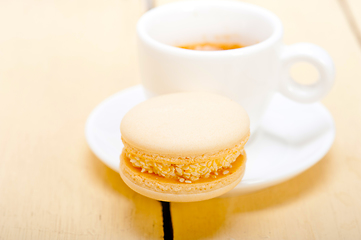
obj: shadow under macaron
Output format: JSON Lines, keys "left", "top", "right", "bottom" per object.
{"left": 169, "top": 148, "right": 333, "bottom": 239}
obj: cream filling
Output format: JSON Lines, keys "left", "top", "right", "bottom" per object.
{"left": 124, "top": 149, "right": 245, "bottom": 183}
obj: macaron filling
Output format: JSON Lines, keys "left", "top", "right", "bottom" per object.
{"left": 123, "top": 142, "right": 246, "bottom": 183}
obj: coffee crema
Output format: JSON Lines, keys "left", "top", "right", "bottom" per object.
{"left": 177, "top": 42, "right": 244, "bottom": 51}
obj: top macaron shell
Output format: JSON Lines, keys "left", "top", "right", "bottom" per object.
{"left": 120, "top": 92, "right": 250, "bottom": 156}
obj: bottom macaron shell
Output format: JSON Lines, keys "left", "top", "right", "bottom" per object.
{"left": 119, "top": 152, "right": 246, "bottom": 202}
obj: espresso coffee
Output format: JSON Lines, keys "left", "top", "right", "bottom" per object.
{"left": 177, "top": 42, "right": 244, "bottom": 51}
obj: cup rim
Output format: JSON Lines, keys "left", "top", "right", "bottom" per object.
{"left": 137, "top": 0, "right": 283, "bottom": 56}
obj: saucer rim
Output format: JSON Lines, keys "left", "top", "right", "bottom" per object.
{"left": 85, "top": 85, "right": 335, "bottom": 197}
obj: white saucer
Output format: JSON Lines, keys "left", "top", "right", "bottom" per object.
{"left": 85, "top": 85, "right": 335, "bottom": 197}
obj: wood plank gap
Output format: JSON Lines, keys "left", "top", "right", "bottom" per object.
{"left": 338, "top": 0, "right": 361, "bottom": 48}
{"left": 161, "top": 202, "right": 174, "bottom": 240}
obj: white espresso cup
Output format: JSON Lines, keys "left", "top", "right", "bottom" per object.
{"left": 137, "top": 0, "right": 335, "bottom": 132}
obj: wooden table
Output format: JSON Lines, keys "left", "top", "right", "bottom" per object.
{"left": 1, "top": 0, "right": 360, "bottom": 239}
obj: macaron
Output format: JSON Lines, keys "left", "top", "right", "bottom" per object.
{"left": 119, "top": 92, "right": 250, "bottom": 202}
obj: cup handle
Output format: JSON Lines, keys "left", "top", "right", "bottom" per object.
{"left": 279, "top": 43, "right": 335, "bottom": 103}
